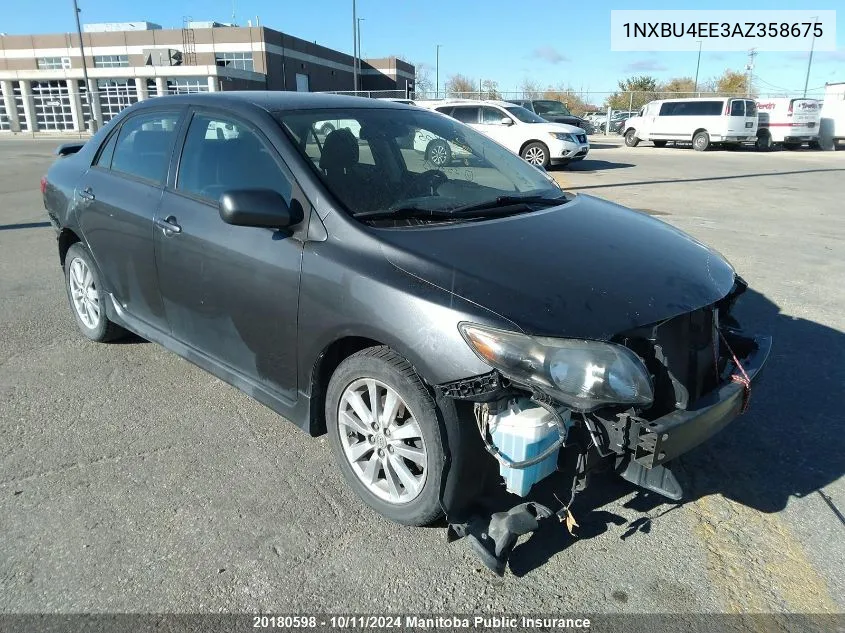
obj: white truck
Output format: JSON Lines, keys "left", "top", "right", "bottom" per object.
{"left": 755, "top": 98, "right": 821, "bottom": 150}
{"left": 820, "top": 82, "right": 845, "bottom": 150}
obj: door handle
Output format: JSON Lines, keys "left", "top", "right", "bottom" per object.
{"left": 78, "top": 187, "right": 95, "bottom": 201}
{"left": 155, "top": 215, "right": 182, "bottom": 234}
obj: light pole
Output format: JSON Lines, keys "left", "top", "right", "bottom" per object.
{"left": 352, "top": 0, "right": 358, "bottom": 91}
{"left": 357, "top": 17, "right": 364, "bottom": 88}
{"left": 693, "top": 40, "right": 702, "bottom": 94}
{"left": 803, "top": 16, "right": 818, "bottom": 97}
{"left": 435, "top": 44, "right": 442, "bottom": 99}
{"left": 72, "top": 0, "right": 96, "bottom": 132}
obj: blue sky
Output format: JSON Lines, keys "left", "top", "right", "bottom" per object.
{"left": 3, "top": 0, "right": 843, "bottom": 100}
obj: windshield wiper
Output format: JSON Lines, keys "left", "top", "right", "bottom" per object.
{"left": 354, "top": 194, "right": 568, "bottom": 222}
{"left": 449, "top": 193, "right": 568, "bottom": 215}
{"left": 354, "top": 207, "right": 462, "bottom": 221}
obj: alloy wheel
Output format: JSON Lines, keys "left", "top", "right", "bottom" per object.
{"left": 337, "top": 378, "right": 428, "bottom": 504}
{"left": 68, "top": 257, "right": 100, "bottom": 329}
{"left": 429, "top": 144, "right": 448, "bottom": 166}
{"left": 524, "top": 146, "right": 545, "bottom": 165}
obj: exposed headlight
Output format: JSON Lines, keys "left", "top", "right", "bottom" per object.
{"left": 549, "top": 132, "right": 577, "bottom": 142}
{"left": 459, "top": 323, "right": 653, "bottom": 412}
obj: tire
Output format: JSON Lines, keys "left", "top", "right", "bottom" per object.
{"left": 64, "top": 243, "right": 126, "bottom": 342}
{"left": 652, "top": 140, "right": 667, "bottom": 148}
{"left": 624, "top": 129, "right": 640, "bottom": 147}
{"left": 693, "top": 131, "right": 710, "bottom": 151}
{"left": 319, "top": 123, "right": 336, "bottom": 136}
{"left": 756, "top": 130, "right": 773, "bottom": 151}
{"left": 783, "top": 142, "right": 801, "bottom": 151}
{"left": 520, "top": 141, "right": 550, "bottom": 168}
{"left": 326, "top": 346, "right": 445, "bottom": 526}
{"left": 425, "top": 139, "right": 451, "bottom": 167}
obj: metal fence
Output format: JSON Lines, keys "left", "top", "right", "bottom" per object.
{"left": 319, "top": 89, "right": 412, "bottom": 100}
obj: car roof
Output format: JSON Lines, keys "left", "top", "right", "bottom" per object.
{"left": 131, "top": 91, "right": 413, "bottom": 113}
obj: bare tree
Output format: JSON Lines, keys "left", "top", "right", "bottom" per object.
{"left": 481, "top": 79, "right": 500, "bottom": 100}
{"left": 414, "top": 62, "right": 433, "bottom": 99}
{"left": 520, "top": 78, "right": 543, "bottom": 99}
{"left": 542, "top": 83, "right": 593, "bottom": 115}
{"left": 445, "top": 74, "right": 475, "bottom": 97}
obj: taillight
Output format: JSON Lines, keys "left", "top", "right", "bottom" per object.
{"left": 788, "top": 100, "right": 794, "bottom": 117}
{"left": 40, "top": 176, "right": 47, "bottom": 195}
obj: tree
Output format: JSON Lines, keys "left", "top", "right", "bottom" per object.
{"left": 660, "top": 76, "right": 696, "bottom": 98}
{"left": 520, "top": 78, "right": 543, "bottom": 99}
{"left": 444, "top": 74, "right": 475, "bottom": 97}
{"left": 711, "top": 69, "right": 754, "bottom": 96}
{"left": 480, "top": 79, "right": 500, "bottom": 100}
{"left": 413, "top": 62, "right": 433, "bottom": 99}
{"left": 605, "top": 75, "right": 659, "bottom": 111}
{"left": 542, "top": 83, "right": 593, "bottom": 115}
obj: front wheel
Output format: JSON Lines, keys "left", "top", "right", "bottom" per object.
{"left": 326, "top": 346, "right": 445, "bottom": 526}
{"left": 624, "top": 129, "right": 640, "bottom": 147}
{"left": 64, "top": 243, "right": 126, "bottom": 342}
{"left": 693, "top": 131, "right": 710, "bottom": 151}
{"left": 425, "top": 139, "right": 451, "bottom": 167}
{"left": 520, "top": 142, "right": 550, "bottom": 168}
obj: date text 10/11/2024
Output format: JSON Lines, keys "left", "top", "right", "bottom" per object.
{"left": 252, "top": 615, "right": 593, "bottom": 629}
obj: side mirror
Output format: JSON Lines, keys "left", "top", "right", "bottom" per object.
{"left": 218, "top": 189, "right": 303, "bottom": 229}
{"left": 500, "top": 117, "right": 514, "bottom": 126}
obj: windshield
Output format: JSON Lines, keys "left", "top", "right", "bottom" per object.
{"left": 503, "top": 106, "right": 547, "bottom": 124}
{"left": 276, "top": 107, "right": 561, "bottom": 222}
{"left": 533, "top": 100, "right": 572, "bottom": 116}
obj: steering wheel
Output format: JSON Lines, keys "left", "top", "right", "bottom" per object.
{"left": 416, "top": 169, "right": 448, "bottom": 195}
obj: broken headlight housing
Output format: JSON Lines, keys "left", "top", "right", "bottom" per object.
{"left": 459, "top": 323, "right": 653, "bottom": 412}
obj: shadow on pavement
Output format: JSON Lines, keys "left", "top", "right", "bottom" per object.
{"left": 0, "top": 221, "right": 51, "bottom": 231}
{"left": 565, "top": 159, "right": 635, "bottom": 172}
{"left": 497, "top": 288, "right": 845, "bottom": 575}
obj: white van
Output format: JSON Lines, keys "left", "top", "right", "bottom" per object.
{"left": 820, "top": 82, "right": 845, "bottom": 150}
{"left": 622, "top": 97, "right": 758, "bottom": 151}
{"left": 755, "top": 98, "right": 821, "bottom": 150}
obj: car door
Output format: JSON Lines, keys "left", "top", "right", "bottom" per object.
{"left": 153, "top": 108, "right": 307, "bottom": 402}
{"left": 76, "top": 108, "right": 183, "bottom": 331}
{"left": 478, "top": 106, "right": 517, "bottom": 150}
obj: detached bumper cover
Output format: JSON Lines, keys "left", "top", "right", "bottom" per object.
{"left": 633, "top": 334, "right": 772, "bottom": 468}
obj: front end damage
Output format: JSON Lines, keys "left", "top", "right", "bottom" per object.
{"left": 435, "top": 279, "right": 772, "bottom": 574}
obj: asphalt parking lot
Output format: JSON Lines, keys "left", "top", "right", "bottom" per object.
{"left": 1, "top": 137, "right": 844, "bottom": 616}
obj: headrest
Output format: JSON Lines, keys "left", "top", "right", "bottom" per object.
{"left": 319, "top": 128, "right": 359, "bottom": 172}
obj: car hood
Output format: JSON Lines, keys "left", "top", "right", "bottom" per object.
{"left": 378, "top": 195, "right": 736, "bottom": 340}
{"left": 533, "top": 121, "right": 586, "bottom": 135}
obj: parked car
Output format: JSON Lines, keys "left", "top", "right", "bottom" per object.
{"left": 508, "top": 99, "right": 595, "bottom": 134}
{"left": 622, "top": 98, "right": 758, "bottom": 150}
{"left": 42, "top": 92, "right": 770, "bottom": 574}
{"left": 428, "top": 100, "right": 589, "bottom": 168}
{"left": 755, "top": 98, "right": 821, "bottom": 150}
{"left": 594, "top": 111, "right": 636, "bottom": 134}
{"left": 819, "top": 82, "right": 845, "bottom": 150}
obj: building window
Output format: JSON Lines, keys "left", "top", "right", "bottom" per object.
{"left": 97, "top": 79, "right": 138, "bottom": 123}
{"left": 215, "top": 52, "right": 254, "bottom": 72}
{"left": 37, "top": 57, "right": 71, "bottom": 70}
{"left": 295, "top": 73, "right": 309, "bottom": 92}
{"left": 30, "top": 80, "right": 79, "bottom": 131}
{"left": 94, "top": 55, "right": 129, "bottom": 68}
{"left": 0, "top": 83, "right": 10, "bottom": 131}
{"left": 165, "top": 77, "right": 208, "bottom": 94}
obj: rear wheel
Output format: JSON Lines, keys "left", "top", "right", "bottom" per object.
{"left": 520, "top": 142, "right": 550, "bottom": 168}
{"left": 624, "top": 129, "right": 640, "bottom": 147}
{"left": 652, "top": 140, "right": 667, "bottom": 148}
{"left": 64, "top": 243, "right": 126, "bottom": 343}
{"left": 693, "top": 131, "right": 710, "bottom": 151}
{"left": 326, "top": 346, "right": 445, "bottom": 526}
{"left": 756, "top": 130, "right": 773, "bottom": 151}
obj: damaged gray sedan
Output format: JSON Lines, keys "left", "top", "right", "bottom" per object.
{"left": 42, "top": 92, "right": 771, "bottom": 574}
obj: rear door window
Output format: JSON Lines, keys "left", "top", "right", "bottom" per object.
{"left": 730, "top": 100, "right": 745, "bottom": 116}
{"left": 450, "top": 107, "right": 480, "bottom": 124}
{"left": 111, "top": 110, "right": 181, "bottom": 185}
